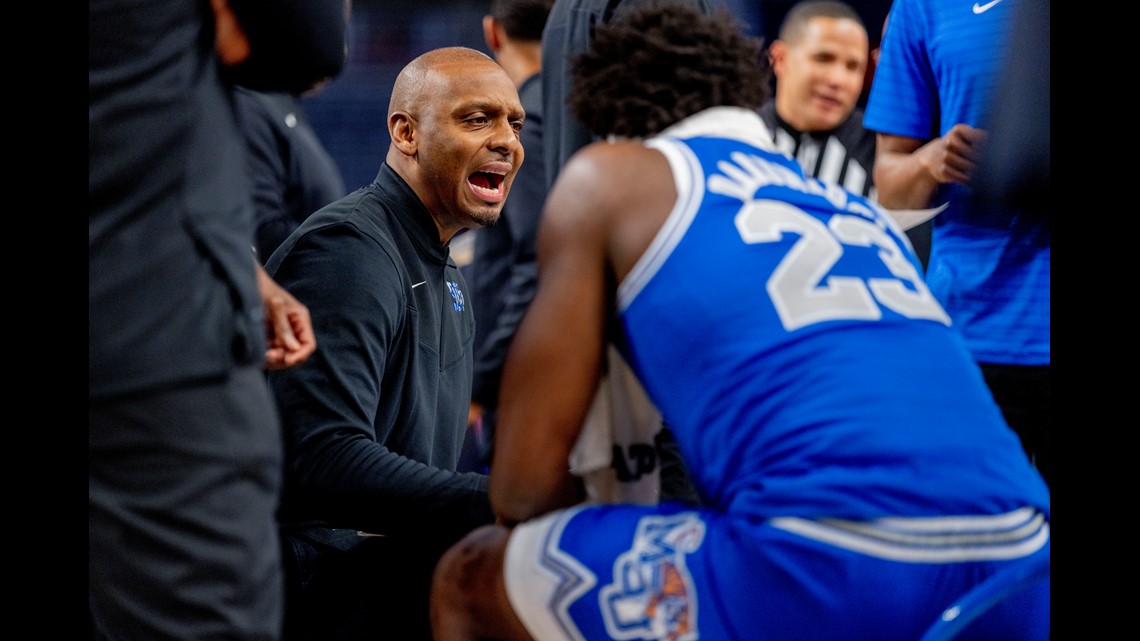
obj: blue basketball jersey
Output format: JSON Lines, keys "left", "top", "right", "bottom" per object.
{"left": 863, "top": 0, "right": 1049, "bottom": 366}
{"left": 500, "top": 108, "right": 1050, "bottom": 641}
{"left": 617, "top": 107, "right": 1049, "bottom": 520}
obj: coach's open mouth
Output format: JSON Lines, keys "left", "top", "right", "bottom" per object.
{"left": 469, "top": 170, "right": 504, "bottom": 198}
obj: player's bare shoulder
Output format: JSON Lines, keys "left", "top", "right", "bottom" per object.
{"left": 553, "top": 140, "right": 674, "bottom": 220}
{"left": 547, "top": 139, "right": 676, "bottom": 281}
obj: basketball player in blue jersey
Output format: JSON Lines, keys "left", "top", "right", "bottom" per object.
{"left": 429, "top": 4, "right": 1050, "bottom": 641}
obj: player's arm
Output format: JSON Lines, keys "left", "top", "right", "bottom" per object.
{"left": 873, "top": 133, "right": 937, "bottom": 209}
{"left": 488, "top": 148, "right": 614, "bottom": 526}
{"left": 874, "top": 125, "right": 987, "bottom": 209}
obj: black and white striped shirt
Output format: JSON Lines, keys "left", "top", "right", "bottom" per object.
{"left": 758, "top": 101, "right": 877, "bottom": 200}
{"left": 757, "top": 101, "right": 931, "bottom": 269}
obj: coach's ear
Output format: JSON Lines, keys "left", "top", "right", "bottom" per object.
{"left": 389, "top": 112, "right": 418, "bottom": 156}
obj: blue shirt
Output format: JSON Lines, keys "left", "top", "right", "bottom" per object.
{"left": 863, "top": 0, "right": 1049, "bottom": 365}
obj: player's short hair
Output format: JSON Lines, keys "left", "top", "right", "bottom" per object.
{"left": 491, "top": 0, "right": 555, "bottom": 43}
{"left": 569, "top": 1, "right": 770, "bottom": 140}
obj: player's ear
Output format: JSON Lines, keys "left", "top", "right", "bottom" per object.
{"left": 389, "top": 112, "right": 417, "bottom": 156}
{"left": 483, "top": 16, "right": 501, "bottom": 52}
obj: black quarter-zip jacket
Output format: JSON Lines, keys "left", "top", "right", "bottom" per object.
{"left": 266, "top": 162, "right": 493, "bottom": 541}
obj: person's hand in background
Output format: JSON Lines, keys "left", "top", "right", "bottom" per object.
{"left": 256, "top": 262, "right": 316, "bottom": 369}
{"left": 922, "top": 123, "right": 988, "bottom": 186}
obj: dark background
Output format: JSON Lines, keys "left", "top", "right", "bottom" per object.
{"left": 305, "top": 0, "right": 892, "bottom": 192}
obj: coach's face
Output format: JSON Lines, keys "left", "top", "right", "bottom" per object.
{"left": 414, "top": 59, "right": 524, "bottom": 230}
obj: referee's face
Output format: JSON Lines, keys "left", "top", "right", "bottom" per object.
{"left": 772, "top": 16, "right": 868, "bottom": 133}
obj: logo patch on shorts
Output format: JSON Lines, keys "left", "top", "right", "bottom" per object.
{"left": 600, "top": 513, "right": 706, "bottom": 641}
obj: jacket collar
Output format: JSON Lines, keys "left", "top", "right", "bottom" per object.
{"left": 371, "top": 163, "right": 453, "bottom": 265}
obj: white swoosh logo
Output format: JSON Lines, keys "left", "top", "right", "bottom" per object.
{"left": 972, "top": 0, "right": 1003, "bottom": 14}
{"left": 411, "top": 281, "right": 427, "bottom": 289}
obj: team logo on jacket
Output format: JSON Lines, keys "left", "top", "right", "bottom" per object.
{"left": 600, "top": 513, "right": 706, "bottom": 641}
{"left": 447, "top": 281, "right": 465, "bottom": 312}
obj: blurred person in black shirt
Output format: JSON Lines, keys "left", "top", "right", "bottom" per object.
{"left": 89, "top": 1, "right": 346, "bottom": 638}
